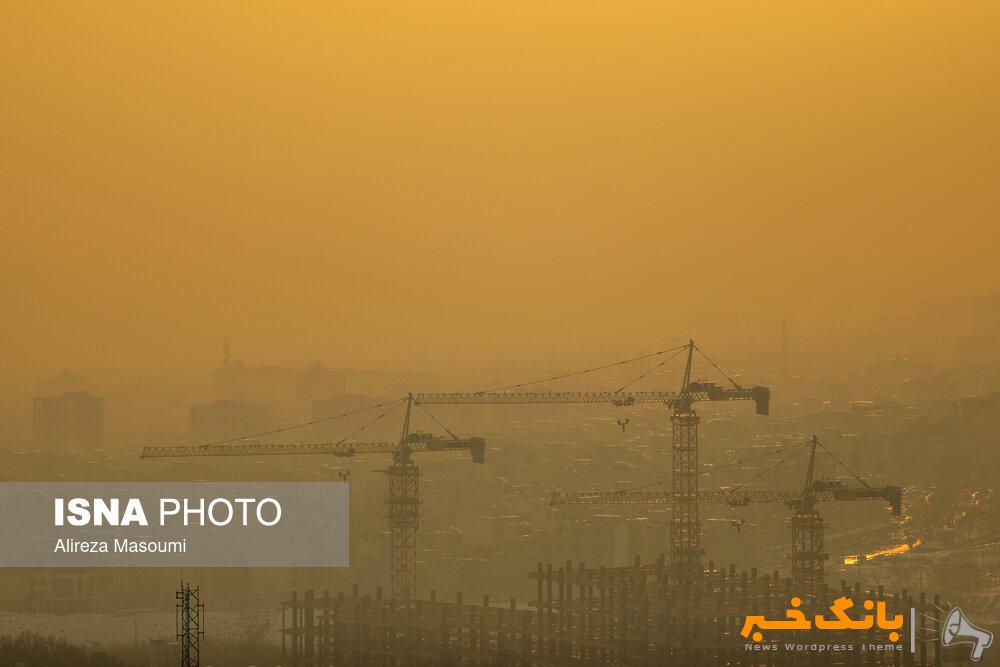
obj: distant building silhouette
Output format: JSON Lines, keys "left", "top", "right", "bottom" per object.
{"left": 914, "top": 292, "right": 1000, "bottom": 335}
{"left": 298, "top": 362, "right": 347, "bottom": 402}
{"left": 32, "top": 391, "right": 104, "bottom": 450}
{"left": 213, "top": 361, "right": 298, "bottom": 404}
{"left": 35, "top": 369, "right": 89, "bottom": 396}
{"left": 959, "top": 393, "right": 1000, "bottom": 460}
{"left": 189, "top": 400, "right": 268, "bottom": 442}
{"left": 30, "top": 567, "right": 98, "bottom": 612}
{"left": 214, "top": 359, "right": 346, "bottom": 404}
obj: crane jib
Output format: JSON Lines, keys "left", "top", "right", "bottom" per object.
{"left": 550, "top": 484, "right": 901, "bottom": 515}
{"left": 140, "top": 436, "right": 487, "bottom": 464}
{"left": 414, "top": 387, "right": 770, "bottom": 415}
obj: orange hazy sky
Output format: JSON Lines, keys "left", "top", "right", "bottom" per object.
{"left": 2, "top": 3, "right": 998, "bottom": 375}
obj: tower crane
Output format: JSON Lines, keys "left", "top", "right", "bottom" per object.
{"left": 415, "top": 339, "right": 769, "bottom": 579}
{"left": 141, "top": 396, "right": 485, "bottom": 609}
{"left": 551, "top": 436, "right": 901, "bottom": 591}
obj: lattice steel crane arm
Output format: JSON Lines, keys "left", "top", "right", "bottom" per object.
{"left": 140, "top": 435, "right": 487, "bottom": 463}
{"left": 550, "top": 485, "right": 901, "bottom": 514}
{"left": 812, "top": 484, "right": 903, "bottom": 516}
{"left": 416, "top": 390, "right": 675, "bottom": 405}
{"left": 141, "top": 441, "right": 401, "bottom": 458}
{"left": 549, "top": 490, "right": 796, "bottom": 506}
{"left": 550, "top": 490, "right": 674, "bottom": 505}
{"left": 415, "top": 386, "right": 769, "bottom": 413}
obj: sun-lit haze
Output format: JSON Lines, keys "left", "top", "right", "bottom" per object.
{"left": 3, "top": 6, "right": 1000, "bottom": 664}
{"left": 2, "top": 2, "right": 998, "bottom": 377}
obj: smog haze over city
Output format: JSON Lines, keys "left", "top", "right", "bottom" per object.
{"left": 1, "top": 3, "right": 999, "bottom": 666}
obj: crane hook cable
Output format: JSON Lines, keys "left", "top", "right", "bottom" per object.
{"left": 192, "top": 396, "right": 409, "bottom": 448}
{"left": 475, "top": 344, "right": 688, "bottom": 394}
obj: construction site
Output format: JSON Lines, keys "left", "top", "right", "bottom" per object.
{"left": 6, "top": 1, "right": 1000, "bottom": 663}
{"left": 138, "top": 339, "right": 975, "bottom": 665}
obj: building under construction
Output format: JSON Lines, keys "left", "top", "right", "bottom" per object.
{"left": 278, "top": 345, "right": 938, "bottom": 665}
{"left": 148, "top": 341, "right": 945, "bottom": 664}
{"left": 281, "top": 555, "right": 945, "bottom": 665}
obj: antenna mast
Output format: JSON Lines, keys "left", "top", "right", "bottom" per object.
{"left": 176, "top": 581, "right": 204, "bottom": 667}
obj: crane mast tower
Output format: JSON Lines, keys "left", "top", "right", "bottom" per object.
{"left": 417, "top": 339, "right": 769, "bottom": 579}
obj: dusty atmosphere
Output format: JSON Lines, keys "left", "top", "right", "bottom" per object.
{"left": 1, "top": 2, "right": 999, "bottom": 665}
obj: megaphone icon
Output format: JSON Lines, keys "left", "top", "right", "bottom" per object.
{"left": 942, "top": 607, "right": 993, "bottom": 661}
